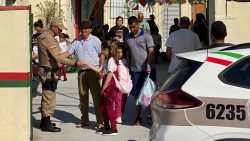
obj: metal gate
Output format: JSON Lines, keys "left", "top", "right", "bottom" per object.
{"left": 104, "top": 1, "right": 180, "bottom": 51}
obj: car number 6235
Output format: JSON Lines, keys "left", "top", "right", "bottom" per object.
{"left": 206, "top": 104, "right": 246, "bottom": 121}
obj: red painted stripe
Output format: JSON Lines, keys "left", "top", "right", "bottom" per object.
{"left": 0, "top": 72, "right": 30, "bottom": 81}
{"left": 0, "top": 6, "right": 30, "bottom": 11}
{"left": 207, "top": 57, "right": 232, "bottom": 66}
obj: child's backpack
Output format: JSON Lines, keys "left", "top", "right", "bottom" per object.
{"left": 112, "top": 60, "right": 133, "bottom": 94}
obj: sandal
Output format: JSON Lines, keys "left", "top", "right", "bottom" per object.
{"left": 133, "top": 115, "right": 142, "bottom": 126}
{"left": 75, "top": 122, "right": 89, "bottom": 128}
{"left": 147, "top": 115, "right": 153, "bottom": 125}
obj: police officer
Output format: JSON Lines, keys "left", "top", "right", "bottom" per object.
{"left": 37, "top": 19, "right": 83, "bottom": 132}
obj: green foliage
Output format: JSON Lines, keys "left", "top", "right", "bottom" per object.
{"left": 35, "top": 0, "right": 65, "bottom": 27}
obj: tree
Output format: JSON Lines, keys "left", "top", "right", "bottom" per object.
{"left": 35, "top": 0, "right": 65, "bottom": 27}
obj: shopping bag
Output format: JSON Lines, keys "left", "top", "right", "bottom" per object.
{"left": 136, "top": 74, "right": 156, "bottom": 107}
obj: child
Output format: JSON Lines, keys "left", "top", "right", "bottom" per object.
{"left": 32, "top": 33, "right": 41, "bottom": 98}
{"left": 115, "top": 47, "right": 128, "bottom": 124}
{"left": 84, "top": 40, "right": 119, "bottom": 136}
{"left": 58, "top": 33, "right": 68, "bottom": 81}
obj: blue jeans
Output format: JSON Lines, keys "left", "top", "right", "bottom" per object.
{"left": 130, "top": 71, "right": 148, "bottom": 98}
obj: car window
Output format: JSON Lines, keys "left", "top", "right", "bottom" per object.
{"left": 159, "top": 60, "right": 202, "bottom": 92}
{"left": 219, "top": 56, "right": 250, "bottom": 89}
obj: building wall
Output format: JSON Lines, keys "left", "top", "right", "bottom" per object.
{"left": 10, "top": 0, "right": 76, "bottom": 39}
{"left": 215, "top": 0, "right": 250, "bottom": 44}
{"left": 0, "top": 7, "right": 31, "bottom": 141}
{"left": 0, "top": 0, "right": 5, "bottom": 5}
{"left": 181, "top": 0, "right": 250, "bottom": 44}
{"left": 180, "top": 2, "right": 192, "bottom": 18}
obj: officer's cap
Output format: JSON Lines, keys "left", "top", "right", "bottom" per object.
{"left": 51, "top": 19, "right": 67, "bottom": 30}
{"left": 80, "top": 21, "right": 92, "bottom": 29}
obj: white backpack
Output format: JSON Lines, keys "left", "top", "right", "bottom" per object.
{"left": 112, "top": 60, "right": 133, "bottom": 94}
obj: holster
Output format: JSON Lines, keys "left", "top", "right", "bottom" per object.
{"left": 39, "top": 66, "right": 58, "bottom": 92}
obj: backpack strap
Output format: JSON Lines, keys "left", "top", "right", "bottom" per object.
{"left": 112, "top": 73, "right": 122, "bottom": 90}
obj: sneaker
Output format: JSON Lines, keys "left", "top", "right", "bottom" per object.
{"left": 133, "top": 115, "right": 142, "bottom": 126}
{"left": 102, "top": 129, "right": 118, "bottom": 136}
{"left": 116, "top": 117, "right": 122, "bottom": 124}
{"left": 96, "top": 127, "right": 107, "bottom": 134}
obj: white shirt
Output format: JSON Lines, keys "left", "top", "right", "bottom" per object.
{"left": 166, "top": 29, "right": 202, "bottom": 73}
{"left": 32, "top": 45, "right": 39, "bottom": 63}
{"left": 59, "top": 41, "right": 68, "bottom": 53}
{"left": 103, "top": 57, "right": 117, "bottom": 75}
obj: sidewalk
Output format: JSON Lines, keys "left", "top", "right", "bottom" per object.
{"left": 32, "top": 61, "right": 169, "bottom": 141}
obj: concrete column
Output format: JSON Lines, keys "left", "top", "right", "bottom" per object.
{"left": 0, "top": 0, "right": 5, "bottom": 6}
{"left": 208, "top": 0, "right": 215, "bottom": 45}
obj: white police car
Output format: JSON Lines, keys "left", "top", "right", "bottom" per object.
{"left": 150, "top": 43, "right": 250, "bottom": 141}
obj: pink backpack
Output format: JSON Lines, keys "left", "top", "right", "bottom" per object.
{"left": 112, "top": 60, "right": 133, "bottom": 94}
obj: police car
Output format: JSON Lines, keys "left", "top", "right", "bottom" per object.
{"left": 149, "top": 43, "right": 250, "bottom": 141}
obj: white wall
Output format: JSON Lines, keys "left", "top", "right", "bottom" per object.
{"left": 180, "top": 2, "right": 192, "bottom": 18}
{"left": 0, "top": 8, "right": 31, "bottom": 141}
{"left": 16, "top": 0, "right": 76, "bottom": 39}
{"left": 215, "top": 0, "right": 250, "bottom": 44}
{"left": 0, "top": 0, "right": 5, "bottom": 5}
{"left": 181, "top": 0, "right": 250, "bottom": 44}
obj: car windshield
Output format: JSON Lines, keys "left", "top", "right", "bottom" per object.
{"left": 159, "top": 59, "right": 202, "bottom": 92}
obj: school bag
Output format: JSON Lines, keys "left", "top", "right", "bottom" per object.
{"left": 112, "top": 60, "right": 133, "bottom": 94}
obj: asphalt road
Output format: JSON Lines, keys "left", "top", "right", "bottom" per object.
{"left": 32, "top": 60, "right": 169, "bottom": 141}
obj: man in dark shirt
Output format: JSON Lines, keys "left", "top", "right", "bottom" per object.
{"left": 209, "top": 21, "right": 233, "bottom": 48}
{"left": 169, "top": 18, "right": 180, "bottom": 35}
{"left": 147, "top": 14, "right": 159, "bottom": 35}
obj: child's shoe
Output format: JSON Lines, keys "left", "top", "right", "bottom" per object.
{"left": 102, "top": 129, "right": 118, "bottom": 136}
{"left": 96, "top": 127, "right": 108, "bottom": 134}
{"left": 116, "top": 117, "right": 122, "bottom": 124}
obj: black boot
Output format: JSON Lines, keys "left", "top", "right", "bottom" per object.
{"left": 41, "top": 117, "right": 61, "bottom": 132}
{"left": 40, "top": 117, "right": 56, "bottom": 128}
{"left": 49, "top": 117, "right": 56, "bottom": 127}
{"left": 40, "top": 117, "right": 45, "bottom": 129}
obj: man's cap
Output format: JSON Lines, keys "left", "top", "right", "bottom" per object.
{"left": 51, "top": 19, "right": 67, "bottom": 30}
{"left": 80, "top": 21, "right": 92, "bottom": 29}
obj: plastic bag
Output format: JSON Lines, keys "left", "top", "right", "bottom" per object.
{"left": 136, "top": 74, "right": 156, "bottom": 107}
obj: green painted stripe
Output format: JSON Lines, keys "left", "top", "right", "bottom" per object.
{"left": 212, "top": 51, "right": 244, "bottom": 59}
{"left": 0, "top": 80, "right": 30, "bottom": 87}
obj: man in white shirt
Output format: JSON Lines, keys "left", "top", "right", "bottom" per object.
{"left": 166, "top": 16, "right": 202, "bottom": 74}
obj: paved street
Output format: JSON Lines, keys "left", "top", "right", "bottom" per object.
{"left": 32, "top": 61, "right": 169, "bottom": 141}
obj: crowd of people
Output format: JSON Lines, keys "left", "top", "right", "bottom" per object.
{"left": 31, "top": 12, "right": 230, "bottom": 136}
